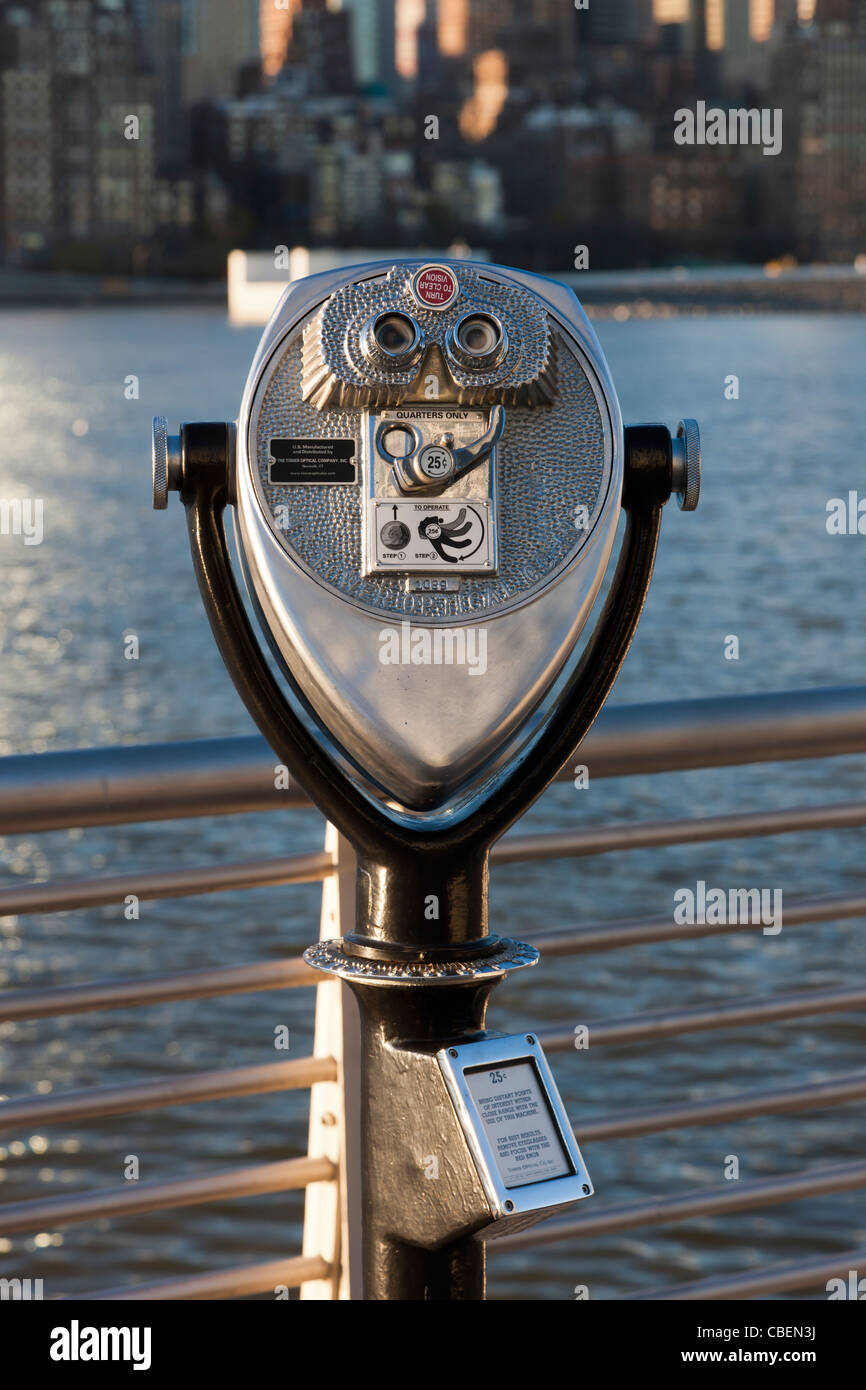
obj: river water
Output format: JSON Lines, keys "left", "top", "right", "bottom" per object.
{"left": 0, "top": 305, "right": 864, "bottom": 1299}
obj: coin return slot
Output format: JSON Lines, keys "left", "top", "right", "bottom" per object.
{"left": 381, "top": 426, "right": 416, "bottom": 459}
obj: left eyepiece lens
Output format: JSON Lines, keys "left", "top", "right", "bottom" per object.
{"left": 362, "top": 311, "right": 423, "bottom": 369}
{"left": 375, "top": 314, "right": 418, "bottom": 355}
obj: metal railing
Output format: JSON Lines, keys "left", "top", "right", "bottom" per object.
{"left": 1, "top": 684, "right": 865, "bottom": 1300}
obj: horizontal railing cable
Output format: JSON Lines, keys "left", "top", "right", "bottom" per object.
{"left": 3, "top": 685, "right": 866, "bottom": 832}
{"left": 6, "top": 803, "right": 866, "bottom": 920}
{"left": 0, "top": 957, "right": 317, "bottom": 1024}
{"left": 0, "top": 1156, "right": 335, "bottom": 1235}
{"left": 0, "top": 737, "right": 308, "bottom": 833}
{"left": 495, "top": 799, "right": 866, "bottom": 866}
{"left": 541, "top": 980, "right": 866, "bottom": 1052}
{"left": 4, "top": 971, "right": 862, "bottom": 1057}
{"left": 74, "top": 1255, "right": 331, "bottom": 1301}
{"left": 1, "top": 888, "right": 862, "bottom": 1002}
{"left": 624, "top": 1247, "right": 866, "bottom": 1301}
{"left": 0, "top": 850, "right": 333, "bottom": 917}
{"left": 574, "top": 1069, "right": 866, "bottom": 1143}
{"left": 502, "top": 1161, "right": 866, "bottom": 1251}
{"left": 0, "top": 1057, "right": 335, "bottom": 1130}
{"left": 528, "top": 889, "right": 866, "bottom": 957}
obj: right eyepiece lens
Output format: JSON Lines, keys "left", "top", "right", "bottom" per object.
{"left": 449, "top": 312, "right": 508, "bottom": 370}
{"left": 374, "top": 313, "right": 418, "bottom": 356}
{"left": 457, "top": 315, "right": 501, "bottom": 357}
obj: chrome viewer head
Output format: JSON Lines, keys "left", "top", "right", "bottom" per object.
{"left": 153, "top": 259, "right": 699, "bottom": 819}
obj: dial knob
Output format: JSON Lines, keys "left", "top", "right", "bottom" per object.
{"left": 674, "top": 418, "right": 701, "bottom": 512}
{"left": 152, "top": 416, "right": 181, "bottom": 510}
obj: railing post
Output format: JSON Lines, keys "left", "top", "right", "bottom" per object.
{"left": 301, "top": 824, "right": 362, "bottom": 1299}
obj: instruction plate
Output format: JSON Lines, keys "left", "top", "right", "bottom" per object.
{"left": 437, "top": 1032, "right": 593, "bottom": 1238}
{"left": 370, "top": 500, "right": 493, "bottom": 573}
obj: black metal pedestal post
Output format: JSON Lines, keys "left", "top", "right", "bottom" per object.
{"left": 348, "top": 976, "right": 495, "bottom": 1301}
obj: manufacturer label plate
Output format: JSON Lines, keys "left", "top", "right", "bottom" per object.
{"left": 269, "top": 438, "right": 356, "bottom": 485}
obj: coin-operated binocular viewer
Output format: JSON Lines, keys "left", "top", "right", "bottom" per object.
{"left": 152, "top": 260, "right": 699, "bottom": 1299}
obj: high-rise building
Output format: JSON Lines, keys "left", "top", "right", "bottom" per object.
{"left": 635, "top": 0, "right": 659, "bottom": 39}
{"left": 816, "top": 0, "right": 866, "bottom": 25}
{"left": 396, "top": 0, "right": 425, "bottom": 77}
{"left": 586, "top": 0, "right": 643, "bottom": 43}
{"left": 260, "top": 0, "right": 301, "bottom": 81}
{"left": 750, "top": 0, "right": 774, "bottom": 39}
{"left": 457, "top": 0, "right": 575, "bottom": 55}
{"left": 653, "top": 0, "right": 689, "bottom": 22}
{"left": 182, "top": 0, "right": 260, "bottom": 102}
{"left": 0, "top": 9, "right": 53, "bottom": 263}
{"left": 459, "top": 48, "right": 508, "bottom": 140}
{"left": 446, "top": 0, "right": 577, "bottom": 104}
{"left": 0, "top": 0, "right": 159, "bottom": 264}
{"left": 437, "top": 0, "right": 469, "bottom": 56}
{"left": 289, "top": 3, "right": 355, "bottom": 94}
{"left": 797, "top": 23, "right": 866, "bottom": 256}
{"left": 131, "top": 0, "right": 187, "bottom": 168}
{"left": 336, "top": 0, "right": 397, "bottom": 90}
{"left": 723, "top": 0, "right": 753, "bottom": 75}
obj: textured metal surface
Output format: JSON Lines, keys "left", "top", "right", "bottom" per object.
{"left": 305, "top": 936, "right": 538, "bottom": 985}
{"left": 254, "top": 321, "right": 608, "bottom": 619}
{"left": 152, "top": 414, "right": 169, "bottom": 508}
{"left": 234, "top": 259, "right": 627, "bottom": 813}
{"left": 675, "top": 417, "right": 701, "bottom": 510}
{"left": 301, "top": 261, "right": 557, "bottom": 410}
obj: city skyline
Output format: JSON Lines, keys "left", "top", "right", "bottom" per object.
{"left": 0, "top": 0, "right": 864, "bottom": 277}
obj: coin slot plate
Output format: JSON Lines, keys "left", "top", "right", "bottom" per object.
{"left": 363, "top": 407, "right": 498, "bottom": 575}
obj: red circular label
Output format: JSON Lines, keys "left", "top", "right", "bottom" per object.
{"left": 413, "top": 265, "right": 458, "bottom": 309}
